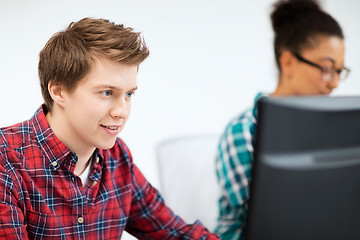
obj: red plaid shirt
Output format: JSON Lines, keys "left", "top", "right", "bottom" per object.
{"left": 0, "top": 105, "right": 219, "bottom": 240}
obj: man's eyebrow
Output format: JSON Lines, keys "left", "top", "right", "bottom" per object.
{"left": 93, "top": 85, "right": 138, "bottom": 91}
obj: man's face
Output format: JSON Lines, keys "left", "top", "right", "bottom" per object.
{"left": 59, "top": 57, "right": 138, "bottom": 152}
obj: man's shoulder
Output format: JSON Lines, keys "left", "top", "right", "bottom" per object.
{"left": 0, "top": 119, "right": 33, "bottom": 150}
{"left": 0, "top": 120, "right": 33, "bottom": 168}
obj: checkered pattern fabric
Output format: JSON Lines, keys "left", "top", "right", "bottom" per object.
{"left": 215, "top": 93, "right": 266, "bottom": 240}
{"left": 0, "top": 105, "right": 219, "bottom": 240}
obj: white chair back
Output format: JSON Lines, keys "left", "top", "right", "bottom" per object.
{"left": 156, "top": 135, "right": 221, "bottom": 231}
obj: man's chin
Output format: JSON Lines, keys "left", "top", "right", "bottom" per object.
{"left": 97, "top": 139, "right": 118, "bottom": 150}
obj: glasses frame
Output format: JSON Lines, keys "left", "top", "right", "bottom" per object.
{"left": 293, "top": 53, "right": 350, "bottom": 82}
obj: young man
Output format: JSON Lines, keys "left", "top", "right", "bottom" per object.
{"left": 0, "top": 18, "right": 219, "bottom": 239}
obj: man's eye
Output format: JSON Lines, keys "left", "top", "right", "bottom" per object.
{"left": 101, "top": 90, "right": 112, "bottom": 96}
{"left": 126, "top": 91, "right": 134, "bottom": 98}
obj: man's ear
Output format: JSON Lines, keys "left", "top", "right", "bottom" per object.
{"left": 48, "top": 81, "right": 65, "bottom": 107}
{"left": 279, "top": 51, "right": 296, "bottom": 79}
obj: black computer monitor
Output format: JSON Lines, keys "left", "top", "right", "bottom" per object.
{"left": 245, "top": 96, "right": 360, "bottom": 240}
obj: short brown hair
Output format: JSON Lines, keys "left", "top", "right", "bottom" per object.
{"left": 38, "top": 17, "right": 149, "bottom": 111}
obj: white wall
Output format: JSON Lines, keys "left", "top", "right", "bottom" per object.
{"left": 0, "top": 0, "right": 359, "bottom": 237}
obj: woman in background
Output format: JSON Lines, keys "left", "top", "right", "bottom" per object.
{"left": 215, "top": 0, "right": 350, "bottom": 239}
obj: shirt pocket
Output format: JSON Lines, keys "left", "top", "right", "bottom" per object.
{"left": 26, "top": 210, "right": 65, "bottom": 240}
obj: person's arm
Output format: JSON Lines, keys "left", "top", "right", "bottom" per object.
{"left": 215, "top": 117, "right": 255, "bottom": 240}
{"left": 0, "top": 160, "right": 29, "bottom": 240}
{"left": 125, "top": 163, "right": 220, "bottom": 239}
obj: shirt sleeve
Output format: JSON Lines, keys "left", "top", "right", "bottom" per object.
{"left": 215, "top": 114, "right": 255, "bottom": 240}
{"left": 120, "top": 145, "right": 219, "bottom": 239}
{"left": 0, "top": 157, "right": 29, "bottom": 240}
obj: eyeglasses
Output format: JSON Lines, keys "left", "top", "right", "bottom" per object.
{"left": 294, "top": 53, "right": 350, "bottom": 82}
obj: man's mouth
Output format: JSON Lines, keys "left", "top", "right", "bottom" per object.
{"left": 100, "top": 124, "right": 120, "bottom": 130}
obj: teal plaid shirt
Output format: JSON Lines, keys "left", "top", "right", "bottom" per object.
{"left": 215, "top": 93, "right": 266, "bottom": 240}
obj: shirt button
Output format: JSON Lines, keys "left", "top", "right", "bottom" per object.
{"left": 51, "top": 161, "right": 58, "bottom": 167}
{"left": 92, "top": 181, "right": 98, "bottom": 186}
{"left": 96, "top": 157, "right": 100, "bottom": 163}
{"left": 77, "top": 217, "right": 84, "bottom": 224}
{"left": 71, "top": 177, "right": 75, "bottom": 183}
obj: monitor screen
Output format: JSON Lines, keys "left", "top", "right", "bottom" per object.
{"left": 245, "top": 96, "right": 360, "bottom": 240}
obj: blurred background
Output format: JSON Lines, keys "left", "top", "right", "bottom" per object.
{"left": 0, "top": 0, "right": 359, "bottom": 237}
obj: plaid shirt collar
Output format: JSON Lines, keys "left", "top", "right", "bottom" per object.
{"left": 30, "top": 105, "right": 104, "bottom": 173}
{"left": 30, "top": 105, "right": 73, "bottom": 171}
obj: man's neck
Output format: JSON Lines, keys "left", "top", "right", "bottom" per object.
{"left": 74, "top": 154, "right": 93, "bottom": 176}
{"left": 45, "top": 106, "right": 96, "bottom": 176}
